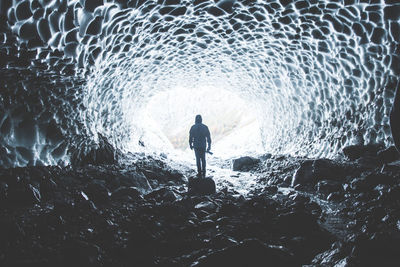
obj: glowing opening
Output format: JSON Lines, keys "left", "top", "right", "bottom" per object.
{"left": 127, "top": 85, "right": 263, "bottom": 158}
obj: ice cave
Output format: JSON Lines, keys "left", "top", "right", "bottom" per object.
{"left": 1, "top": 0, "right": 400, "bottom": 266}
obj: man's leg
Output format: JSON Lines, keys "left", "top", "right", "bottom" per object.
{"left": 194, "top": 149, "right": 201, "bottom": 177}
{"left": 200, "top": 150, "right": 206, "bottom": 178}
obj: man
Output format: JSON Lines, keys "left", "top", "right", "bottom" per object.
{"left": 189, "top": 115, "right": 211, "bottom": 178}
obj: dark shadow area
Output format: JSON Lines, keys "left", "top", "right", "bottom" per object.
{"left": 1, "top": 142, "right": 400, "bottom": 266}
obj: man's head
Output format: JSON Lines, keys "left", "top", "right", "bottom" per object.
{"left": 195, "top": 114, "right": 202, "bottom": 124}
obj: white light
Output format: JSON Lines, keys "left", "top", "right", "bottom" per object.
{"left": 130, "top": 85, "right": 264, "bottom": 159}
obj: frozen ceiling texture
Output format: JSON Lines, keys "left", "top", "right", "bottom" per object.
{"left": 0, "top": 0, "right": 399, "bottom": 167}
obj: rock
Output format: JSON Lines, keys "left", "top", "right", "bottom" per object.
{"left": 311, "top": 245, "right": 344, "bottom": 265}
{"left": 8, "top": 182, "right": 41, "bottom": 205}
{"left": 195, "top": 201, "right": 217, "bottom": 212}
{"left": 70, "top": 134, "right": 120, "bottom": 166}
{"left": 351, "top": 173, "right": 395, "bottom": 192}
{"left": 350, "top": 178, "right": 366, "bottom": 192}
{"left": 61, "top": 240, "right": 101, "bottom": 266}
{"left": 75, "top": 191, "right": 98, "bottom": 213}
{"left": 217, "top": 202, "right": 240, "bottom": 216}
{"left": 377, "top": 146, "right": 400, "bottom": 163}
{"left": 387, "top": 186, "right": 400, "bottom": 202}
{"left": 292, "top": 159, "right": 346, "bottom": 187}
{"left": 142, "top": 168, "right": 185, "bottom": 185}
{"left": 0, "top": 218, "right": 26, "bottom": 242}
{"left": 289, "top": 192, "right": 310, "bottom": 204}
{"left": 0, "top": 182, "right": 8, "bottom": 201}
{"left": 119, "top": 172, "right": 152, "bottom": 194}
{"left": 39, "top": 176, "right": 57, "bottom": 200}
{"left": 105, "top": 175, "right": 120, "bottom": 191}
{"left": 111, "top": 186, "right": 142, "bottom": 201}
{"left": 355, "top": 155, "right": 382, "bottom": 168}
{"left": 126, "top": 227, "right": 157, "bottom": 265}
{"left": 260, "top": 153, "right": 272, "bottom": 160}
{"left": 313, "top": 159, "right": 347, "bottom": 181}
{"left": 276, "top": 211, "right": 320, "bottom": 235}
{"left": 191, "top": 238, "right": 294, "bottom": 267}
{"left": 351, "top": 233, "right": 400, "bottom": 266}
{"left": 167, "top": 169, "right": 186, "bottom": 183}
{"left": 144, "top": 188, "right": 178, "bottom": 203}
{"left": 342, "top": 144, "right": 384, "bottom": 160}
{"left": 264, "top": 185, "right": 278, "bottom": 194}
{"left": 210, "top": 234, "right": 238, "bottom": 249}
{"left": 315, "top": 180, "right": 342, "bottom": 195}
{"left": 232, "top": 156, "right": 261, "bottom": 171}
{"left": 54, "top": 195, "right": 75, "bottom": 214}
{"left": 200, "top": 219, "right": 215, "bottom": 228}
{"left": 84, "top": 179, "right": 109, "bottom": 204}
{"left": 381, "top": 161, "right": 400, "bottom": 173}
{"left": 188, "top": 177, "right": 216, "bottom": 195}
{"left": 292, "top": 160, "right": 314, "bottom": 186}
{"left": 327, "top": 192, "right": 343, "bottom": 202}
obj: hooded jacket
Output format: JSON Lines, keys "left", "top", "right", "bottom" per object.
{"left": 189, "top": 115, "right": 211, "bottom": 150}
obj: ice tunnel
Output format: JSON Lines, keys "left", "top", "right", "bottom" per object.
{"left": 0, "top": 0, "right": 399, "bottom": 168}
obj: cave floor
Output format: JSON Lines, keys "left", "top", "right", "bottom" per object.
{"left": 1, "top": 152, "right": 400, "bottom": 266}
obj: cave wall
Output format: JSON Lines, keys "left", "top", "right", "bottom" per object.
{"left": 0, "top": 0, "right": 399, "bottom": 167}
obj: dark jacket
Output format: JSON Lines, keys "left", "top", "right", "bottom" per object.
{"left": 189, "top": 123, "right": 211, "bottom": 150}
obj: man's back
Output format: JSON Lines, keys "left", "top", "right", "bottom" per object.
{"left": 189, "top": 123, "right": 211, "bottom": 149}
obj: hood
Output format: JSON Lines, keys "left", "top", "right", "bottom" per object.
{"left": 195, "top": 114, "right": 202, "bottom": 124}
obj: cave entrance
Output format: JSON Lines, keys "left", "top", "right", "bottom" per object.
{"left": 139, "top": 85, "right": 263, "bottom": 159}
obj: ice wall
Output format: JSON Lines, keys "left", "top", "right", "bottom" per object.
{"left": 0, "top": 0, "right": 399, "bottom": 167}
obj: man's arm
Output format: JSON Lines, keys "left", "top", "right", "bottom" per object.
{"left": 189, "top": 127, "right": 194, "bottom": 149}
{"left": 206, "top": 126, "right": 211, "bottom": 151}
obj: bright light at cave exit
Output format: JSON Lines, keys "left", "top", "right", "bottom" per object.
{"left": 136, "top": 86, "right": 264, "bottom": 159}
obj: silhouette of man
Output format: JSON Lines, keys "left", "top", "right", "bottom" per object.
{"left": 189, "top": 115, "right": 211, "bottom": 178}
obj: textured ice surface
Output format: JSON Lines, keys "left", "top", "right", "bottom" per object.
{"left": 0, "top": 0, "right": 399, "bottom": 167}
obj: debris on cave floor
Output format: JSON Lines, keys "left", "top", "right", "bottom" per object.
{"left": 1, "top": 147, "right": 400, "bottom": 266}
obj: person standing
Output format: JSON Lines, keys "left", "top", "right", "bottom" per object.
{"left": 189, "top": 115, "right": 211, "bottom": 178}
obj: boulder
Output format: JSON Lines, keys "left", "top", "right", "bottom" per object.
{"left": 342, "top": 144, "right": 384, "bottom": 160}
{"left": 260, "top": 153, "right": 272, "bottom": 160}
{"left": 61, "top": 240, "right": 101, "bottom": 266}
{"left": 8, "top": 183, "right": 41, "bottom": 205}
{"left": 111, "top": 186, "right": 142, "bottom": 201}
{"left": 326, "top": 192, "right": 343, "bottom": 202}
{"left": 292, "top": 159, "right": 346, "bottom": 187}
{"left": 311, "top": 245, "right": 344, "bottom": 266}
{"left": 54, "top": 195, "right": 75, "bottom": 214}
{"left": 350, "top": 233, "right": 400, "bottom": 266}
{"left": 315, "top": 180, "right": 342, "bottom": 195}
{"left": 292, "top": 160, "right": 314, "bottom": 186}
{"left": 142, "top": 168, "right": 185, "bottom": 185}
{"left": 0, "top": 182, "right": 8, "bottom": 201}
{"left": 84, "top": 179, "right": 109, "bottom": 204}
{"left": 191, "top": 238, "right": 294, "bottom": 267}
{"left": 119, "top": 172, "right": 152, "bottom": 194}
{"left": 276, "top": 210, "right": 321, "bottom": 235}
{"left": 377, "top": 146, "right": 400, "bottom": 163}
{"left": 39, "top": 176, "right": 57, "bottom": 200}
{"left": 70, "top": 134, "right": 120, "bottom": 166}
{"left": 232, "top": 156, "right": 261, "bottom": 171}
{"left": 313, "top": 159, "right": 347, "bottom": 181}
{"left": 351, "top": 173, "right": 395, "bottom": 192}
{"left": 195, "top": 200, "right": 218, "bottom": 212}
{"left": 75, "top": 191, "right": 98, "bottom": 213}
{"left": 144, "top": 188, "right": 178, "bottom": 203}
{"left": 210, "top": 234, "right": 238, "bottom": 249}
{"left": 188, "top": 177, "right": 216, "bottom": 195}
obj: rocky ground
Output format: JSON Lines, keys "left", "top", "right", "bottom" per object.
{"left": 1, "top": 145, "right": 400, "bottom": 266}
